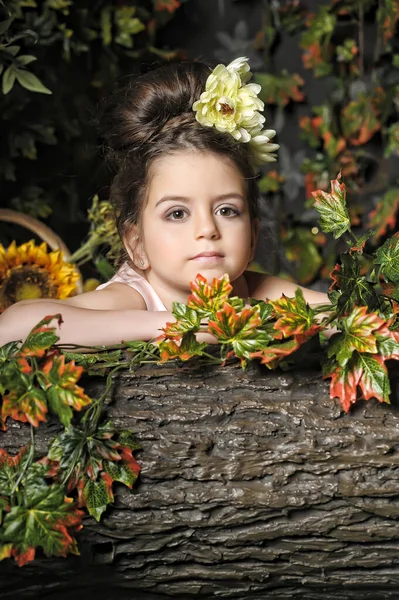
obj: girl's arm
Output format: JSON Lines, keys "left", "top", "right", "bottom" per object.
{"left": 0, "top": 284, "right": 173, "bottom": 347}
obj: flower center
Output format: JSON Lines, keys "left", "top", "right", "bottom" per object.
{"left": 219, "top": 102, "right": 235, "bottom": 116}
{"left": 0, "top": 265, "right": 58, "bottom": 309}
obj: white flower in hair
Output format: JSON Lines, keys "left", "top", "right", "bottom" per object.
{"left": 192, "top": 56, "right": 279, "bottom": 165}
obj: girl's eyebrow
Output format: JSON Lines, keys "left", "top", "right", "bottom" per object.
{"left": 155, "top": 193, "right": 245, "bottom": 207}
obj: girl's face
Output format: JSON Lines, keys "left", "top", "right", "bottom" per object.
{"left": 128, "top": 151, "right": 257, "bottom": 306}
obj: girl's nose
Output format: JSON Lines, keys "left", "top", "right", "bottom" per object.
{"left": 194, "top": 213, "right": 220, "bottom": 240}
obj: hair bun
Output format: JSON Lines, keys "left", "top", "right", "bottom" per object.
{"left": 99, "top": 61, "right": 211, "bottom": 167}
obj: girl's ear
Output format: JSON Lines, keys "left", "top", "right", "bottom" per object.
{"left": 249, "top": 218, "right": 259, "bottom": 263}
{"left": 123, "top": 225, "right": 149, "bottom": 270}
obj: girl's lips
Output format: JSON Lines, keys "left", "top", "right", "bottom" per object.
{"left": 191, "top": 253, "right": 224, "bottom": 262}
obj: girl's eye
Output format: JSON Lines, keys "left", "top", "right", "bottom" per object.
{"left": 167, "top": 209, "right": 187, "bottom": 220}
{"left": 217, "top": 206, "right": 239, "bottom": 217}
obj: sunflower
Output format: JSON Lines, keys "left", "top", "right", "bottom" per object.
{"left": 0, "top": 240, "right": 80, "bottom": 312}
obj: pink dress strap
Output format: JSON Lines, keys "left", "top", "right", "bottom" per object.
{"left": 96, "top": 263, "right": 166, "bottom": 311}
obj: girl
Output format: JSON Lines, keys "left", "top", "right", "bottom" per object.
{"left": 0, "top": 57, "right": 328, "bottom": 348}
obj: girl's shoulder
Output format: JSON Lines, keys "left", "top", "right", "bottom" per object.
{"left": 244, "top": 270, "right": 328, "bottom": 304}
{"left": 244, "top": 269, "right": 271, "bottom": 299}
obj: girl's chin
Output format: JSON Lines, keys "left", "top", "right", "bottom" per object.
{"left": 189, "top": 266, "right": 230, "bottom": 279}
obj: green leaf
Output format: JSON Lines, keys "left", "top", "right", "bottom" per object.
{"left": 4, "top": 45, "right": 20, "bottom": 56}
{"left": 83, "top": 475, "right": 113, "bottom": 521}
{"left": 2, "top": 66, "right": 16, "bottom": 95}
{"left": 0, "top": 342, "right": 20, "bottom": 366}
{"left": 312, "top": 175, "right": 351, "bottom": 239}
{"left": 171, "top": 302, "right": 201, "bottom": 331}
{"left": 16, "top": 55, "right": 37, "bottom": 66}
{"left": 46, "top": 387, "right": 73, "bottom": 427}
{"left": 332, "top": 253, "right": 376, "bottom": 314}
{"left": 0, "top": 19, "right": 13, "bottom": 36}
{"left": 374, "top": 233, "right": 399, "bottom": 283}
{"left": 14, "top": 69, "right": 52, "bottom": 95}
{"left": 357, "top": 354, "right": 391, "bottom": 403}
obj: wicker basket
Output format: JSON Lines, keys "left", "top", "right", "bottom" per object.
{"left": 0, "top": 208, "right": 83, "bottom": 294}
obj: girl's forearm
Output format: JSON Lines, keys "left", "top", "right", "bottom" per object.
{"left": 0, "top": 302, "right": 173, "bottom": 347}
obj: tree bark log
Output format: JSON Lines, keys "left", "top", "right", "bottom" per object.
{"left": 2, "top": 358, "right": 399, "bottom": 599}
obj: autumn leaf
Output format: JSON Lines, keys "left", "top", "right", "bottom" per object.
{"left": 357, "top": 354, "right": 391, "bottom": 404}
{"left": 269, "top": 288, "right": 317, "bottom": 337}
{"left": 0, "top": 448, "right": 83, "bottom": 566}
{"left": 323, "top": 356, "right": 362, "bottom": 412}
{"left": 47, "top": 422, "right": 141, "bottom": 521}
{"left": 327, "top": 306, "right": 386, "bottom": 367}
{"left": 1, "top": 388, "right": 48, "bottom": 429}
{"left": 208, "top": 302, "right": 272, "bottom": 364}
{"left": 341, "top": 92, "right": 382, "bottom": 146}
{"left": 19, "top": 314, "right": 62, "bottom": 359}
{"left": 0, "top": 447, "right": 30, "bottom": 496}
{"left": 186, "top": 273, "right": 232, "bottom": 316}
{"left": 250, "top": 338, "right": 300, "bottom": 369}
{"left": 0, "top": 485, "right": 82, "bottom": 566}
{"left": 40, "top": 355, "right": 91, "bottom": 426}
{"left": 311, "top": 174, "right": 351, "bottom": 239}
{"left": 158, "top": 331, "right": 207, "bottom": 363}
{"left": 368, "top": 188, "right": 399, "bottom": 243}
{"left": 161, "top": 303, "right": 201, "bottom": 339}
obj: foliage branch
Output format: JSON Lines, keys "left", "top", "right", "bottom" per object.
{"left": 0, "top": 0, "right": 189, "bottom": 243}
{"left": 2, "top": 174, "right": 399, "bottom": 565}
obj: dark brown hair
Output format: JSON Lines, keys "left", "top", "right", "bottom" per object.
{"left": 99, "top": 60, "right": 260, "bottom": 248}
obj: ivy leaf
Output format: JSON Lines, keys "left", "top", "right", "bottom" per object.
{"left": 368, "top": 188, "right": 399, "bottom": 243}
{"left": 323, "top": 356, "right": 362, "bottom": 413}
{"left": 207, "top": 303, "right": 271, "bottom": 363}
{"left": 327, "top": 307, "right": 385, "bottom": 367}
{"left": 41, "top": 355, "right": 91, "bottom": 426}
{"left": 311, "top": 175, "right": 351, "bottom": 239}
{"left": 1, "top": 387, "right": 47, "bottom": 429}
{"left": 0, "top": 447, "right": 30, "bottom": 496}
{"left": 0, "top": 342, "right": 20, "bottom": 367}
{"left": 250, "top": 338, "right": 300, "bottom": 369}
{"left": 374, "top": 232, "right": 399, "bottom": 284}
{"left": 208, "top": 303, "right": 261, "bottom": 340}
{"left": 186, "top": 273, "right": 232, "bottom": 316}
{"left": 330, "top": 253, "right": 376, "bottom": 314}
{"left": 20, "top": 314, "right": 62, "bottom": 359}
{"left": 159, "top": 331, "right": 207, "bottom": 363}
{"left": 164, "top": 303, "right": 201, "bottom": 337}
{"left": 48, "top": 421, "right": 141, "bottom": 520}
{"left": 269, "top": 288, "right": 316, "bottom": 337}
{"left": 347, "top": 230, "right": 375, "bottom": 253}
{"left": 82, "top": 474, "right": 113, "bottom": 522}
{"left": 357, "top": 354, "right": 391, "bottom": 404}
{"left": 0, "top": 484, "right": 82, "bottom": 566}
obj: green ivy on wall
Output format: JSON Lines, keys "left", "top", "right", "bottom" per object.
{"left": 254, "top": 0, "right": 399, "bottom": 285}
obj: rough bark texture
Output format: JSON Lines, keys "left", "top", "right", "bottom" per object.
{"left": 2, "top": 358, "right": 399, "bottom": 600}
